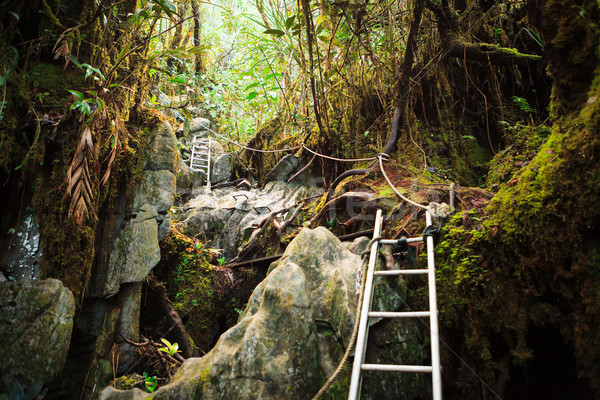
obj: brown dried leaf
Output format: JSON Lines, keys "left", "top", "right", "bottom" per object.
{"left": 63, "top": 126, "right": 98, "bottom": 224}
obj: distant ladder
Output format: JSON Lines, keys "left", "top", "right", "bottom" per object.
{"left": 189, "top": 136, "right": 211, "bottom": 188}
{"left": 348, "top": 209, "right": 442, "bottom": 400}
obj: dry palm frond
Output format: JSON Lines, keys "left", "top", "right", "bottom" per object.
{"left": 101, "top": 110, "right": 125, "bottom": 186}
{"left": 64, "top": 126, "right": 97, "bottom": 224}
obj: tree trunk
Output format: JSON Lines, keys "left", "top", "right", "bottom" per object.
{"left": 191, "top": 2, "right": 204, "bottom": 75}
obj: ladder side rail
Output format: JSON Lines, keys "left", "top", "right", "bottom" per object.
{"left": 189, "top": 135, "right": 197, "bottom": 170}
{"left": 426, "top": 210, "right": 442, "bottom": 400}
{"left": 348, "top": 209, "right": 384, "bottom": 400}
{"left": 206, "top": 137, "right": 211, "bottom": 189}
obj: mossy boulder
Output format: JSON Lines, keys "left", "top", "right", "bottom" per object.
{"left": 102, "top": 204, "right": 160, "bottom": 296}
{"left": 0, "top": 278, "right": 75, "bottom": 392}
{"left": 144, "top": 121, "right": 179, "bottom": 174}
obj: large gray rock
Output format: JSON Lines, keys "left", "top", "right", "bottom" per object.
{"left": 210, "top": 153, "right": 233, "bottom": 184}
{"left": 91, "top": 122, "right": 177, "bottom": 297}
{"left": 177, "top": 181, "right": 320, "bottom": 259}
{"left": 0, "top": 278, "right": 75, "bottom": 392}
{"left": 101, "top": 205, "right": 160, "bottom": 295}
{"left": 156, "top": 92, "right": 184, "bottom": 121}
{"left": 209, "top": 139, "right": 224, "bottom": 157}
{"left": 186, "top": 106, "right": 203, "bottom": 118}
{"left": 99, "top": 227, "right": 360, "bottom": 400}
{"left": 176, "top": 161, "right": 207, "bottom": 198}
{"left": 114, "top": 282, "right": 143, "bottom": 375}
{"left": 188, "top": 117, "right": 210, "bottom": 134}
{"left": 145, "top": 121, "right": 179, "bottom": 173}
{"left": 265, "top": 154, "right": 298, "bottom": 183}
{"left": 99, "top": 226, "right": 426, "bottom": 400}
{"left": 132, "top": 170, "right": 176, "bottom": 213}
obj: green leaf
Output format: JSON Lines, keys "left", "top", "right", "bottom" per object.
{"left": 187, "top": 46, "right": 205, "bottom": 55}
{"left": 7, "top": 11, "right": 19, "bottom": 21}
{"left": 246, "top": 91, "right": 258, "bottom": 100}
{"left": 263, "top": 29, "right": 285, "bottom": 37}
{"left": 0, "top": 47, "right": 18, "bottom": 87}
{"left": 512, "top": 96, "right": 534, "bottom": 113}
{"left": 83, "top": 65, "right": 105, "bottom": 80}
{"left": 264, "top": 73, "right": 283, "bottom": 80}
{"left": 171, "top": 76, "right": 186, "bottom": 84}
{"left": 285, "top": 15, "right": 296, "bottom": 30}
{"left": 80, "top": 101, "right": 91, "bottom": 115}
{"left": 244, "top": 82, "right": 259, "bottom": 91}
{"left": 115, "top": 42, "right": 133, "bottom": 65}
{"left": 67, "top": 90, "right": 84, "bottom": 101}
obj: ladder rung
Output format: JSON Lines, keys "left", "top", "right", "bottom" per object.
{"left": 380, "top": 237, "right": 423, "bottom": 245}
{"left": 374, "top": 269, "right": 429, "bottom": 276}
{"left": 368, "top": 311, "right": 430, "bottom": 318}
{"left": 361, "top": 364, "right": 433, "bottom": 373}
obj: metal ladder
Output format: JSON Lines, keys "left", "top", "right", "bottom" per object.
{"left": 189, "top": 136, "right": 211, "bottom": 188}
{"left": 348, "top": 209, "right": 442, "bottom": 400}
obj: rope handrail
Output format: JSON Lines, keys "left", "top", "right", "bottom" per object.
{"left": 377, "top": 154, "right": 429, "bottom": 210}
{"left": 198, "top": 123, "right": 301, "bottom": 154}
{"left": 301, "top": 144, "right": 377, "bottom": 163}
{"left": 197, "top": 123, "right": 378, "bottom": 162}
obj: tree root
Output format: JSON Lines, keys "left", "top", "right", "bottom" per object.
{"left": 120, "top": 335, "right": 183, "bottom": 379}
{"left": 145, "top": 277, "right": 197, "bottom": 358}
{"left": 309, "top": 192, "right": 375, "bottom": 228}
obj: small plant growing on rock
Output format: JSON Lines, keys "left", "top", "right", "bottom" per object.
{"left": 142, "top": 372, "right": 157, "bottom": 393}
{"left": 158, "top": 338, "right": 180, "bottom": 357}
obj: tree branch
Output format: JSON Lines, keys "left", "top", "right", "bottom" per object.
{"left": 383, "top": 0, "right": 426, "bottom": 156}
{"left": 448, "top": 41, "right": 542, "bottom": 66}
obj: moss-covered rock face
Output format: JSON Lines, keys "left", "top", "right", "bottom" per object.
{"left": 434, "top": 1, "right": 600, "bottom": 396}
{"left": 0, "top": 278, "right": 75, "bottom": 393}
{"left": 487, "top": 123, "right": 552, "bottom": 188}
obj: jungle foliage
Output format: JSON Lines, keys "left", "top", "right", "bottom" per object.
{"left": 1, "top": 0, "right": 599, "bottom": 398}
